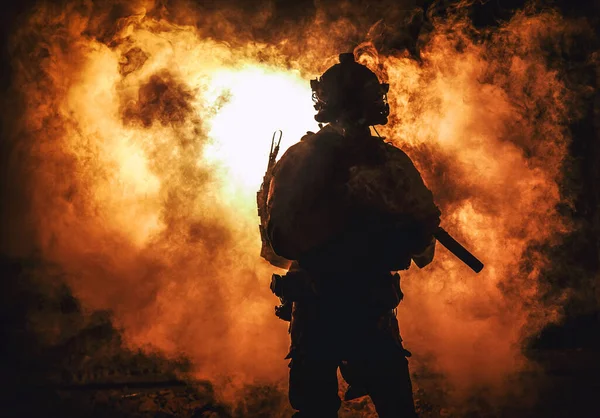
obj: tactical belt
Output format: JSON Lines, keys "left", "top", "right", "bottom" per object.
{"left": 270, "top": 269, "right": 403, "bottom": 321}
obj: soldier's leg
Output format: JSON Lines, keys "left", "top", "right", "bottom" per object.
{"left": 287, "top": 299, "right": 341, "bottom": 418}
{"left": 288, "top": 354, "right": 340, "bottom": 417}
{"left": 357, "top": 312, "right": 418, "bottom": 418}
{"left": 366, "top": 353, "right": 417, "bottom": 418}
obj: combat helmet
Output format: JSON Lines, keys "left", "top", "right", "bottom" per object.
{"left": 310, "top": 53, "right": 390, "bottom": 126}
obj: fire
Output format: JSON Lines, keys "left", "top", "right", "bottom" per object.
{"left": 5, "top": 1, "right": 577, "bottom": 413}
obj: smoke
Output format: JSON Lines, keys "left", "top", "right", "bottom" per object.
{"left": 373, "top": 7, "right": 576, "bottom": 391}
{"left": 1, "top": 0, "right": 597, "bottom": 415}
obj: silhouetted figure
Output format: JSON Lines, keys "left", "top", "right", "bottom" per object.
{"left": 262, "top": 53, "right": 441, "bottom": 418}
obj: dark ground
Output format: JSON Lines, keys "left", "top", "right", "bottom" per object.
{"left": 1, "top": 0, "right": 599, "bottom": 417}
{"left": 0, "top": 255, "right": 598, "bottom": 418}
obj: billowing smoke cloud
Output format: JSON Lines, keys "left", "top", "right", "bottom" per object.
{"left": 371, "top": 7, "right": 577, "bottom": 388}
{"left": 1, "top": 0, "right": 596, "bottom": 415}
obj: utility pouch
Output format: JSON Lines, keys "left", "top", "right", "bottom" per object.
{"left": 270, "top": 270, "right": 316, "bottom": 302}
{"left": 270, "top": 274, "right": 292, "bottom": 321}
{"left": 270, "top": 270, "right": 316, "bottom": 322}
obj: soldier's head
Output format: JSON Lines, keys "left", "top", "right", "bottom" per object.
{"left": 310, "top": 53, "right": 390, "bottom": 128}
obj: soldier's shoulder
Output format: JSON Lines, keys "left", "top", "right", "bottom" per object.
{"left": 380, "top": 139, "right": 404, "bottom": 153}
{"left": 377, "top": 140, "right": 425, "bottom": 178}
{"left": 278, "top": 141, "right": 309, "bottom": 163}
{"left": 301, "top": 130, "right": 316, "bottom": 140}
{"left": 294, "top": 126, "right": 344, "bottom": 151}
{"left": 276, "top": 131, "right": 321, "bottom": 164}
{"left": 379, "top": 140, "right": 412, "bottom": 161}
{"left": 275, "top": 128, "right": 343, "bottom": 174}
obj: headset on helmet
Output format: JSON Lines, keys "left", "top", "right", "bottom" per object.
{"left": 310, "top": 53, "right": 390, "bottom": 126}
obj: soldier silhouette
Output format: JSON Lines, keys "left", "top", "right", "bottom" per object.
{"left": 260, "top": 52, "right": 441, "bottom": 418}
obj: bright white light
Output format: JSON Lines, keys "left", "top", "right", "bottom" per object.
{"left": 204, "top": 66, "right": 319, "bottom": 189}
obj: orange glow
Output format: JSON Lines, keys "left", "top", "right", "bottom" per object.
{"left": 7, "top": 1, "right": 574, "bottom": 411}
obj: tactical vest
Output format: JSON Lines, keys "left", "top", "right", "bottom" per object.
{"left": 267, "top": 125, "right": 439, "bottom": 273}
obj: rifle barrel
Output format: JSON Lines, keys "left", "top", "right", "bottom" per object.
{"left": 434, "top": 227, "right": 484, "bottom": 273}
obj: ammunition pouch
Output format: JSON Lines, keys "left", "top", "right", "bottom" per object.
{"left": 274, "top": 301, "right": 293, "bottom": 322}
{"left": 270, "top": 270, "right": 317, "bottom": 302}
{"left": 270, "top": 270, "right": 317, "bottom": 322}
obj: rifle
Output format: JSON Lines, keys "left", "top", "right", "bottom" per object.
{"left": 257, "top": 131, "right": 292, "bottom": 269}
{"left": 434, "top": 227, "right": 484, "bottom": 273}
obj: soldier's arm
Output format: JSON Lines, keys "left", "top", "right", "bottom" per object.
{"left": 389, "top": 146, "right": 441, "bottom": 230}
{"left": 385, "top": 145, "right": 441, "bottom": 264}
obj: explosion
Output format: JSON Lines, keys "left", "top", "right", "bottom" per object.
{"left": 2, "top": 0, "right": 588, "bottom": 415}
